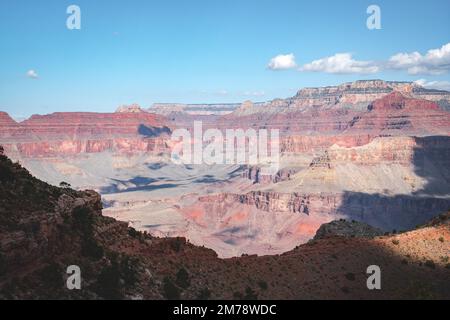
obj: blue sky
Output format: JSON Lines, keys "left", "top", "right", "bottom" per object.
{"left": 0, "top": 0, "right": 449, "bottom": 118}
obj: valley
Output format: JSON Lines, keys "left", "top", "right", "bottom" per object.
{"left": 1, "top": 80, "right": 450, "bottom": 258}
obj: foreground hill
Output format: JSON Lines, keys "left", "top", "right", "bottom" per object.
{"left": 0, "top": 151, "right": 448, "bottom": 299}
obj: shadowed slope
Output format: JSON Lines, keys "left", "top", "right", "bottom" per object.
{"left": 0, "top": 151, "right": 449, "bottom": 299}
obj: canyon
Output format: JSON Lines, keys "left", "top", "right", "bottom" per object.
{"left": 0, "top": 153, "right": 449, "bottom": 299}
{"left": 1, "top": 79, "right": 450, "bottom": 258}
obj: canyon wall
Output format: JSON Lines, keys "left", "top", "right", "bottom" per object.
{"left": 1, "top": 80, "right": 449, "bottom": 257}
{"left": 0, "top": 112, "right": 171, "bottom": 158}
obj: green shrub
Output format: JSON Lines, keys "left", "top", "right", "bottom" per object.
{"left": 0, "top": 161, "right": 14, "bottom": 182}
{"left": 345, "top": 273, "right": 356, "bottom": 281}
{"left": 82, "top": 239, "right": 104, "bottom": 260}
{"left": 171, "top": 237, "right": 185, "bottom": 253}
{"left": 196, "top": 288, "right": 211, "bottom": 300}
{"left": 96, "top": 262, "right": 122, "bottom": 300}
{"left": 59, "top": 181, "right": 71, "bottom": 188}
{"left": 128, "top": 228, "right": 140, "bottom": 239}
{"left": 243, "top": 286, "right": 258, "bottom": 300}
{"left": 120, "top": 256, "right": 139, "bottom": 287}
{"left": 39, "top": 263, "right": 63, "bottom": 288}
{"left": 0, "top": 253, "right": 7, "bottom": 275}
{"left": 424, "top": 260, "right": 435, "bottom": 269}
{"left": 176, "top": 268, "right": 190, "bottom": 289}
{"left": 163, "top": 277, "right": 180, "bottom": 300}
{"left": 257, "top": 280, "right": 268, "bottom": 290}
{"left": 72, "top": 206, "right": 95, "bottom": 238}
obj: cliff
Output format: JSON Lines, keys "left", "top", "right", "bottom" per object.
{"left": 0, "top": 112, "right": 170, "bottom": 157}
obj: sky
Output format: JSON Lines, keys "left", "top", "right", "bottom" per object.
{"left": 0, "top": 0, "right": 449, "bottom": 118}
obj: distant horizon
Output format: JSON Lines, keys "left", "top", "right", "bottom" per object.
{"left": 2, "top": 78, "right": 450, "bottom": 121}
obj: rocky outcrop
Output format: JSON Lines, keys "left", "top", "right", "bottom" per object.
{"left": 115, "top": 104, "right": 145, "bottom": 113}
{"left": 0, "top": 112, "right": 21, "bottom": 139}
{"left": 313, "top": 219, "right": 384, "bottom": 240}
{"left": 242, "top": 166, "right": 298, "bottom": 184}
{"left": 0, "top": 112, "right": 17, "bottom": 126}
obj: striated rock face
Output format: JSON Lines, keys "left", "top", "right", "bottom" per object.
{"left": 291, "top": 80, "right": 450, "bottom": 111}
{"left": 217, "top": 83, "right": 450, "bottom": 160}
{"left": 0, "top": 112, "right": 20, "bottom": 139}
{"left": 5, "top": 137, "right": 170, "bottom": 158}
{"left": 272, "top": 92, "right": 450, "bottom": 154}
{"left": 185, "top": 134, "right": 450, "bottom": 250}
{"left": 242, "top": 166, "right": 298, "bottom": 184}
{"left": 0, "top": 112, "right": 17, "bottom": 126}
{"left": 178, "top": 176, "right": 450, "bottom": 258}
{"left": 327, "top": 135, "right": 450, "bottom": 166}
{"left": 19, "top": 112, "right": 167, "bottom": 137}
{"left": 228, "top": 80, "right": 450, "bottom": 118}
{"left": 292, "top": 79, "right": 396, "bottom": 110}
{"left": 344, "top": 92, "right": 450, "bottom": 137}
{"left": 198, "top": 191, "right": 319, "bottom": 215}
{"left": 0, "top": 112, "right": 170, "bottom": 157}
{"left": 196, "top": 190, "right": 450, "bottom": 232}
{"left": 150, "top": 103, "right": 242, "bottom": 116}
{"left": 1, "top": 81, "right": 448, "bottom": 158}
{"left": 219, "top": 90, "right": 450, "bottom": 160}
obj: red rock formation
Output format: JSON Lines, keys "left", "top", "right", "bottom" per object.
{"left": 277, "top": 93, "right": 450, "bottom": 152}
{"left": 115, "top": 104, "right": 144, "bottom": 113}
{"left": 2, "top": 81, "right": 449, "bottom": 157}
{"left": 0, "top": 112, "right": 17, "bottom": 126}
{"left": 0, "top": 112, "right": 171, "bottom": 157}
{"left": 20, "top": 112, "right": 166, "bottom": 137}
{"left": 195, "top": 190, "right": 450, "bottom": 231}
{"left": 343, "top": 92, "right": 450, "bottom": 138}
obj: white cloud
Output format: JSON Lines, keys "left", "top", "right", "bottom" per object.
{"left": 26, "top": 69, "right": 39, "bottom": 79}
{"left": 300, "top": 53, "right": 379, "bottom": 74}
{"left": 243, "top": 90, "right": 265, "bottom": 97}
{"left": 389, "top": 43, "right": 450, "bottom": 75}
{"left": 270, "top": 43, "right": 450, "bottom": 77}
{"left": 215, "top": 89, "right": 229, "bottom": 96}
{"left": 267, "top": 53, "right": 297, "bottom": 70}
{"left": 414, "top": 79, "right": 450, "bottom": 91}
